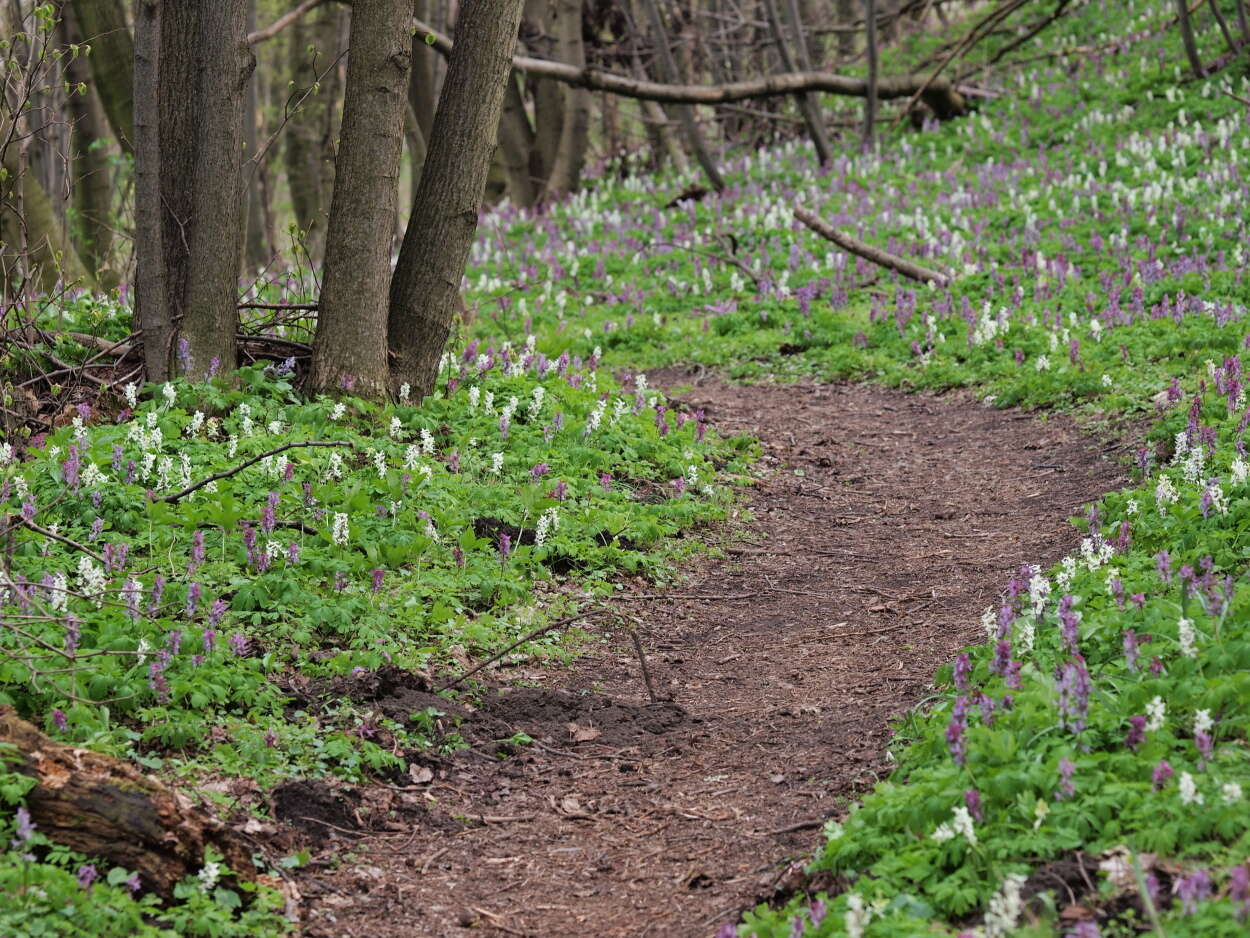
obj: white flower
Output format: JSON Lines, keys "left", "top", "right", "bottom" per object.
{"left": 1232, "top": 456, "right": 1248, "bottom": 485}
{"left": 399, "top": 383, "right": 411, "bottom": 404}
{"left": 124, "top": 383, "right": 138, "bottom": 409}
{"left": 329, "top": 402, "right": 346, "bottom": 421}
{"left": 389, "top": 417, "right": 403, "bottom": 440}
{"left": 844, "top": 893, "right": 871, "bottom": 938}
{"left": 534, "top": 508, "right": 559, "bottom": 547}
{"left": 227, "top": 436, "right": 238, "bottom": 459}
{"left": 1179, "top": 772, "right": 1203, "bottom": 805}
{"left": 403, "top": 445, "right": 421, "bottom": 470}
{"left": 468, "top": 386, "right": 480, "bottom": 411}
{"left": 265, "top": 541, "right": 282, "bottom": 561}
{"left": 48, "top": 571, "right": 68, "bottom": 614}
{"left": 371, "top": 450, "right": 387, "bottom": 477}
{"left": 1205, "top": 481, "right": 1228, "bottom": 515}
{"left": 1221, "top": 782, "right": 1242, "bottom": 804}
{"left": 1100, "top": 373, "right": 1113, "bottom": 388}
{"left": 1028, "top": 573, "right": 1051, "bottom": 617}
{"left": 1035, "top": 354, "right": 1051, "bottom": 371}
{"left": 187, "top": 411, "right": 205, "bottom": 436}
{"left": 267, "top": 420, "right": 283, "bottom": 436}
{"left": 197, "top": 861, "right": 221, "bottom": 892}
{"left": 584, "top": 400, "right": 607, "bottom": 436}
{"left": 981, "top": 606, "right": 996, "bottom": 639}
{"left": 1154, "top": 474, "right": 1178, "bottom": 511}
{"left": 933, "top": 805, "right": 976, "bottom": 846}
{"left": 328, "top": 451, "right": 343, "bottom": 480}
{"left": 331, "top": 513, "right": 350, "bottom": 546}
{"left": 0, "top": 442, "right": 12, "bottom": 464}
{"left": 1194, "top": 709, "right": 1213, "bottom": 736}
{"left": 420, "top": 428, "right": 435, "bottom": 454}
{"left": 490, "top": 453, "right": 504, "bottom": 474}
{"left": 1144, "top": 696, "right": 1165, "bottom": 732}
{"left": 1178, "top": 617, "right": 1197, "bottom": 658}
{"left": 1125, "top": 498, "right": 1138, "bottom": 515}
{"left": 528, "top": 385, "right": 545, "bottom": 418}
{"left": 984, "top": 874, "right": 1027, "bottom": 938}
{"left": 162, "top": 383, "right": 177, "bottom": 408}
{"left": 81, "top": 463, "right": 106, "bottom": 488}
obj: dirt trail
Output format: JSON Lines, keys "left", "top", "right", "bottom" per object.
{"left": 294, "top": 378, "right": 1125, "bottom": 938}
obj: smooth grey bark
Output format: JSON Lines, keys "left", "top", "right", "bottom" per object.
{"left": 389, "top": 0, "right": 526, "bottom": 397}
{"left": 133, "top": 0, "right": 254, "bottom": 381}
{"left": 310, "top": 0, "right": 411, "bottom": 399}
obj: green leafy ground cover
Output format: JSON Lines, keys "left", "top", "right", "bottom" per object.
{"left": 4, "top": 0, "right": 1250, "bottom": 933}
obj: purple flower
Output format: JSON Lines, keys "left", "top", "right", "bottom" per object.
{"left": 229, "top": 633, "right": 251, "bottom": 656}
{"left": 553, "top": 480, "right": 568, "bottom": 500}
{"left": 62, "top": 444, "right": 82, "bottom": 491}
{"left": 1177, "top": 869, "right": 1211, "bottom": 914}
{"left": 1058, "top": 595, "right": 1081, "bottom": 655}
{"left": 64, "top": 617, "right": 80, "bottom": 656}
{"left": 12, "top": 806, "right": 35, "bottom": 845}
{"left": 207, "top": 598, "right": 227, "bottom": 628}
{"left": 1124, "top": 715, "right": 1146, "bottom": 751}
{"left": 1156, "top": 550, "right": 1172, "bottom": 585}
{"left": 1229, "top": 864, "right": 1249, "bottom": 919}
{"left": 530, "top": 462, "right": 550, "bottom": 480}
{"left": 149, "top": 575, "right": 166, "bottom": 615}
{"left": 1153, "top": 759, "right": 1174, "bottom": 790}
{"left": 953, "top": 653, "right": 972, "bottom": 692}
{"left": 1057, "top": 656, "right": 1091, "bottom": 733}
{"left": 287, "top": 543, "right": 300, "bottom": 565}
{"left": 261, "top": 491, "right": 279, "bottom": 534}
{"left": 991, "top": 640, "right": 1012, "bottom": 677}
{"left": 125, "top": 872, "right": 142, "bottom": 894}
{"left": 964, "top": 788, "right": 983, "bottom": 822}
{"left": 371, "top": 568, "right": 385, "bottom": 593}
{"left": 51, "top": 708, "right": 68, "bottom": 732}
{"left": 1064, "top": 923, "right": 1100, "bottom": 938}
{"left": 498, "top": 532, "right": 512, "bottom": 560}
{"left": 186, "top": 581, "right": 201, "bottom": 617}
{"left": 202, "top": 628, "right": 216, "bottom": 655}
{"left": 77, "top": 864, "right": 98, "bottom": 889}
{"left": 1196, "top": 730, "right": 1214, "bottom": 767}
{"left": 946, "top": 695, "right": 969, "bottom": 765}
{"left": 1056, "top": 757, "right": 1076, "bottom": 800}
{"left": 600, "top": 472, "right": 613, "bottom": 492}
{"left": 1123, "top": 629, "right": 1139, "bottom": 673}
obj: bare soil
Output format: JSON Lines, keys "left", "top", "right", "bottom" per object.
{"left": 291, "top": 378, "right": 1126, "bottom": 938}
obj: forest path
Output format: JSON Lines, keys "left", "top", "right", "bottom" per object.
{"left": 295, "top": 376, "right": 1125, "bottom": 938}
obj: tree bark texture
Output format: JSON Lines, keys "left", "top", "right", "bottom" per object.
{"left": 242, "top": 0, "right": 270, "bottom": 271}
{"left": 133, "top": 0, "right": 255, "bottom": 381}
{"left": 414, "top": 17, "right": 968, "bottom": 119}
{"left": 310, "top": 0, "right": 412, "bottom": 399}
{"left": 0, "top": 708, "right": 256, "bottom": 897}
{"left": 498, "top": 72, "right": 539, "bottom": 207}
{"left": 1, "top": 138, "right": 92, "bottom": 293}
{"left": 863, "top": 0, "right": 878, "bottom": 147}
{"left": 762, "top": 0, "right": 831, "bottom": 164}
{"left": 70, "top": 0, "right": 134, "bottom": 154}
{"left": 59, "top": 10, "right": 113, "bottom": 277}
{"left": 389, "top": 0, "right": 527, "bottom": 398}
{"left": 542, "top": 0, "right": 591, "bottom": 200}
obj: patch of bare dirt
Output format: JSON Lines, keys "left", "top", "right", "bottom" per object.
{"left": 293, "top": 378, "right": 1126, "bottom": 938}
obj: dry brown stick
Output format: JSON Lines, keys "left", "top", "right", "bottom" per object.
{"left": 156, "top": 440, "right": 352, "bottom": 503}
{"left": 433, "top": 610, "right": 602, "bottom": 693}
{"left": 630, "top": 629, "right": 660, "bottom": 704}
{"left": 794, "top": 207, "right": 952, "bottom": 285}
{"left": 247, "top": 0, "right": 325, "bottom": 44}
{"left": 10, "top": 515, "right": 107, "bottom": 565}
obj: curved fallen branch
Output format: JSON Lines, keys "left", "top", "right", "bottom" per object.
{"left": 794, "top": 207, "right": 952, "bottom": 286}
{"left": 413, "top": 19, "right": 967, "bottom": 120}
{"left": 157, "top": 440, "right": 352, "bottom": 504}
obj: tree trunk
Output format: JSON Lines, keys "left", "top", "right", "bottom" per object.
{"left": 542, "top": 0, "right": 591, "bottom": 200}
{"left": 310, "top": 0, "right": 412, "bottom": 400}
{"left": 1175, "top": 0, "right": 1205, "bottom": 77}
{"left": 389, "top": 0, "right": 526, "bottom": 398}
{"left": 1235, "top": 0, "right": 1250, "bottom": 45}
{"left": 637, "top": 0, "right": 725, "bottom": 191}
{"left": 525, "top": 0, "right": 564, "bottom": 189}
{"left": 69, "top": 0, "right": 134, "bottom": 154}
{"left": 0, "top": 708, "right": 256, "bottom": 897}
{"left": 836, "top": 0, "right": 855, "bottom": 60}
{"left": 284, "top": 4, "right": 342, "bottom": 263}
{"left": 409, "top": 0, "right": 440, "bottom": 141}
{"left": 1, "top": 138, "right": 93, "bottom": 293}
{"left": 863, "top": 0, "right": 878, "bottom": 149}
{"left": 498, "top": 72, "right": 539, "bottom": 207}
{"left": 242, "top": 0, "right": 269, "bottom": 272}
{"left": 1206, "top": 0, "right": 1238, "bottom": 54}
{"left": 133, "top": 0, "right": 254, "bottom": 382}
{"left": 60, "top": 9, "right": 113, "bottom": 277}
{"left": 763, "top": 0, "right": 831, "bottom": 164}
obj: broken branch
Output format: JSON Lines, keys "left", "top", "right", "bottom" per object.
{"left": 793, "top": 207, "right": 952, "bottom": 286}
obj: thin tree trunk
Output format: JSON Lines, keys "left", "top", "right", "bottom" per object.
{"left": 525, "top": 0, "right": 564, "bottom": 190}
{"left": 863, "top": 0, "right": 878, "bottom": 149}
{"left": 1207, "top": 0, "right": 1238, "bottom": 53}
{"left": 133, "top": 0, "right": 254, "bottom": 381}
{"left": 637, "top": 0, "right": 725, "bottom": 190}
{"left": 498, "top": 72, "right": 539, "bottom": 207}
{"left": 763, "top": 0, "right": 831, "bottom": 164}
{"left": 69, "top": 0, "right": 133, "bottom": 154}
{"left": 242, "top": 0, "right": 269, "bottom": 271}
{"left": 836, "top": 0, "right": 855, "bottom": 60}
{"left": 543, "top": 0, "right": 591, "bottom": 200}
{"left": 1235, "top": 0, "right": 1250, "bottom": 45}
{"left": 311, "top": 0, "right": 412, "bottom": 399}
{"left": 1, "top": 138, "right": 93, "bottom": 292}
{"left": 1175, "top": 0, "right": 1205, "bottom": 77}
{"left": 60, "top": 9, "right": 113, "bottom": 276}
{"left": 389, "top": 0, "right": 527, "bottom": 398}
{"left": 410, "top": 0, "right": 440, "bottom": 140}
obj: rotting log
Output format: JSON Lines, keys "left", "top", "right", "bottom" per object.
{"left": 412, "top": 18, "right": 968, "bottom": 121}
{"left": 794, "top": 207, "right": 952, "bottom": 286}
{"left": 0, "top": 708, "right": 256, "bottom": 896}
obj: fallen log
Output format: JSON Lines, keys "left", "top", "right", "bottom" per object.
{"left": 413, "top": 18, "right": 967, "bottom": 121}
{"left": 0, "top": 708, "right": 256, "bottom": 896}
{"left": 793, "top": 207, "right": 952, "bottom": 286}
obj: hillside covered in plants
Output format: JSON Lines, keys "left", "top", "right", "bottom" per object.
{"left": 3, "top": 0, "right": 1250, "bottom": 936}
